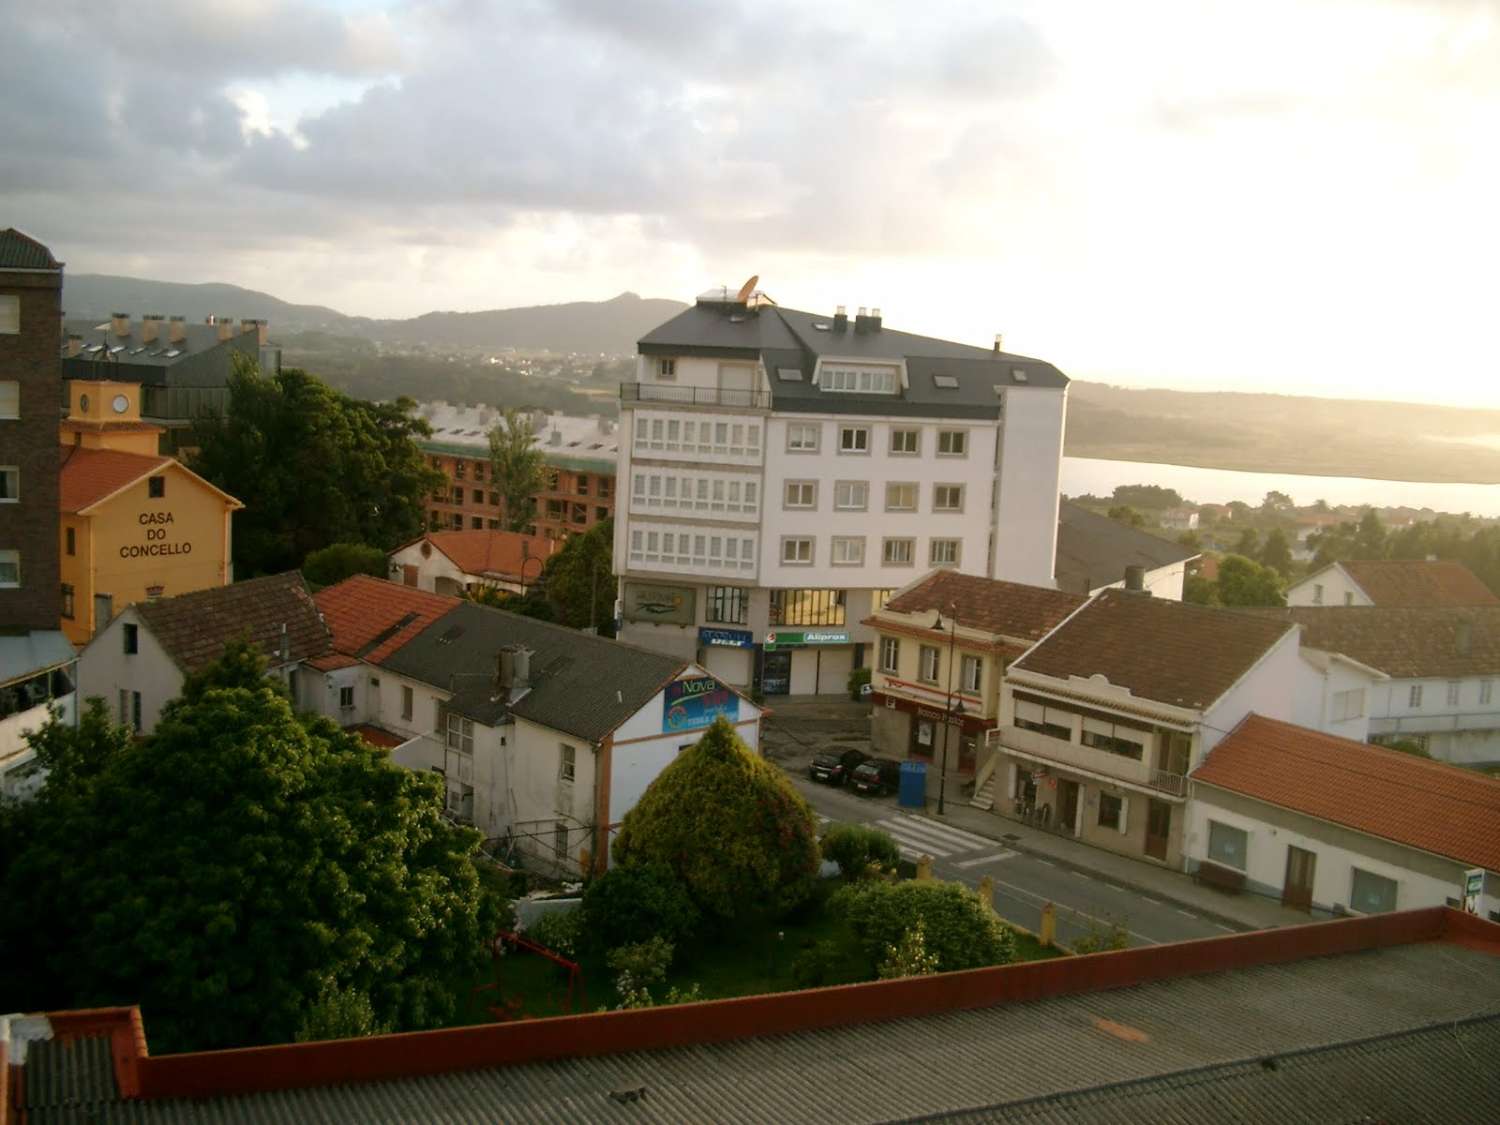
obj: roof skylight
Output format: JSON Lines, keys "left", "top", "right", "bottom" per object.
{"left": 777, "top": 367, "right": 804, "bottom": 382}
{"left": 932, "top": 374, "right": 959, "bottom": 389}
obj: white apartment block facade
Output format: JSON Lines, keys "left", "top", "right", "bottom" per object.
{"left": 614, "top": 291, "right": 1068, "bottom": 696}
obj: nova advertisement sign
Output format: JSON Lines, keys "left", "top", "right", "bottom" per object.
{"left": 663, "top": 676, "right": 740, "bottom": 733}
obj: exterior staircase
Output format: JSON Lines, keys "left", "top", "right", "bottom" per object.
{"left": 970, "top": 771, "right": 997, "bottom": 811}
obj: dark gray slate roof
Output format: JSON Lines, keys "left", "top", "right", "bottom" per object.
{"left": 1055, "top": 500, "right": 1200, "bottom": 594}
{"left": 0, "top": 227, "right": 62, "bottom": 270}
{"left": 61, "top": 317, "right": 259, "bottom": 387}
{"left": 378, "top": 601, "right": 688, "bottom": 741}
{"left": 639, "top": 300, "right": 1067, "bottom": 419}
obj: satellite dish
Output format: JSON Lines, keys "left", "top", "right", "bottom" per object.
{"left": 735, "top": 275, "right": 759, "bottom": 304}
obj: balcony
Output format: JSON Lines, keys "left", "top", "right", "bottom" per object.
{"left": 997, "top": 723, "right": 1153, "bottom": 789}
{"left": 621, "top": 382, "right": 770, "bottom": 410}
{"left": 1147, "top": 767, "right": 1187, "bottom": 797}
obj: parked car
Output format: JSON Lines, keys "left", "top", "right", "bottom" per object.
{"left": 849, "top": 757, "right": 902, "bottom": 796}
{"left": 809, "top": 748, "right": 868, "bottom": 786}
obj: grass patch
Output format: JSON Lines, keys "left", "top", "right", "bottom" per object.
{"left": 1007, "top": 928, "right": 1069, "bottom": 961}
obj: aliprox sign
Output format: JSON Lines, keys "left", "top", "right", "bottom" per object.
{"left": 763, "top": 629, "right": 850, "bottom": 650}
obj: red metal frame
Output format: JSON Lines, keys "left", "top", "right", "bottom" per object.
{"left": 471, "top": 928, "right": 586, "bottom": 1021}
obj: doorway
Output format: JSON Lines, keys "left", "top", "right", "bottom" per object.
{"left": 1056, "top": 779, "right": 1080, "bottom": 833}
{"left": 1145, "top": 799, "right": 1172, "bottom": 861}
{"left": 761, "top": 650, "right": 791, "bottom": 695}
{"left": 1283, "top": 845, "right": 1317, "bottom": 911}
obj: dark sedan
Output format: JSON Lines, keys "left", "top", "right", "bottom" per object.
{"left": 849, "top": 757, "right": 901, "bottom": 796}
{"left": 808, "top": 748, "right": 868, "bottom": 786}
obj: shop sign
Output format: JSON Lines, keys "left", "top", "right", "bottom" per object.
{"left": 663, "top": 675, "right": 740, "bottom": 732}
{"left": 763, "top": 628, "right": 850, "bottom": 650}
{"left": 698, "top": 626, "right": 754, "bottom": 649}
{"left": 623, "top": 582, "right": 696, "bottom": 625}
{"left": 1464, "top": 867, "right": 1485, "bottom": 914}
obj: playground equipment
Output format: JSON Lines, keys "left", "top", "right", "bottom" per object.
{"left": 471, "top": 928, "right": 586, "bottom": 1020}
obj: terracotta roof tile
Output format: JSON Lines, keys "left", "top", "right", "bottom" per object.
{"left": 135, "top": 573, "right": 330, "bottom": 676}
{"left": 58, "top": 446, "right": 171, "bottom": 513}
{"left": 413, "top": 530, "right": 556, "bottom": 580}
{"left": 312, "top": 575, "right": 461, "bottom": 666}
{"left": 1239, "top": 604, "right": 1500, "bottom": 679}
{"left": 1012, "top": 589, "right": 1294, "bottom": 711}
{"left": 1193, "top": 714, "right": 1500, "bottom": 871}
{"left": 880, "top": 570, "right": 1085, "bottom": 643}
{"left": 349, "top": 723, "right": 408, "bottom": 750}
{"left": 1340, "top": 560, "right": 1499, "bottom": 607}
{"left": 304, "top": 652, "right": 361, "bottom": 672}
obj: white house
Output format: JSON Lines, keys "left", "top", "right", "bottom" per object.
{"left": 388, "top": 529, "right": 557, "bottom": 596}
{"left": 1286, "top": 559, "right": 1499, "bottom": 608}
{"left": 613, "top": 289, "right": 1068, "bottom": 697}
{"left": 74, "top": 572, "right": 329, "bottom": 738}
{"left": 1189, "top": 714, "right": 1500, "bottom": 920}
{"left": 0, "top": 633, "right": 77, "bottom": 800}
{"left": 307, "top": 576, "right": 762, "bottom": 875}
{"left": 1054, "top": 501, "right": 1199, "bottom": 601}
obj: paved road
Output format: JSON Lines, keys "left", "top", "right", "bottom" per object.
{"left": 790, "top": 770, "right": 1238, "bottom": 950}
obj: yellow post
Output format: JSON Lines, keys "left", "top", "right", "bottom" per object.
{"left": 977, "top": 875, "right": 995, "bottom": 912}
{"left": 1040, "top": 902, "right": 1056, "bottom": 948}
{"left": 916, "top": 855, "right": 934, "bottom": 881}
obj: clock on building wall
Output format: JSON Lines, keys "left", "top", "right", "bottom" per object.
{"left": 112, "top": 394, "right": 130, "bottom": 414}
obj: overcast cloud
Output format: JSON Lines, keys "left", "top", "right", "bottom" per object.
{"left": 2, "top": 0, "right": 1497, "bottom": 405}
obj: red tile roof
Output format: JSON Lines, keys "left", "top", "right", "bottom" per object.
{"left": 1193, "top": 714, "right": 1500, "bottom": 871}
{"left": 1339, "top": 560, "right": 1499, "bottom": 607}
{"left": 1238, "top": 604, "right": 1500, "bottom": 679}
{"left": 410, "top": 530, "right": 556, "bottom": 580}
{"left": 312, "top": 575, "right": 460, "bottom": 666}
{"left": 349, "top": 723, "right": 408, "bottom": 750}
{"left": 879, "top": 570, "right": 1085, "bottom": 643}
{"left": 304, "top": 652, "right": 361, "bottom": 672}
{"left": 1011, "top": 589, "right": 1294, "bottom": 711}
{"left": 135, "top": 572, "right": 330, "bottom": 675}
{"left": 58, "top": 445, "right": 171, "bottom": 512}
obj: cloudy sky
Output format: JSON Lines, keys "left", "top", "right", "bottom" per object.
{"left": 3, "top": 0, "right": 1496, "bottom": 405}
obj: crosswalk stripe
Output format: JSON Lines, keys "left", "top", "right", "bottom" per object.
{"left": 954, "top": 851, "right": 1018, "bottom": 869}
{"left": 876, "top": 823, "right": 958, "bottom": 857}
{"left": 904, "top": 815, "right": 1001, "bottom": 851}
{"left": 878, "top": 816, "right": 990, "bottom": 854}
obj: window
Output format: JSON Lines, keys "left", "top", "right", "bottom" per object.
{"left": 781, "top": 537, "right": 814, "bottom": 565}
{"left": 885, "top": 482, "right": 918, "bottom": 512}
{"left": 769, "top": 588, "right": 846, "bottom": 626}
{"left": 937, "top": 430, "right": 968, "bottom": 456}
{"left": 471, "top": 516, "right": 483, "bottom": 529}
{"left": 707, "top": 585, "right": 749, "bottom": 625}
{"left": 0, "top": 549, "right": 16, "bottom": 587}
{"left": 123, "top": 623, "right": 139, "bottom": 654}
{"left": 1343, "top": 591, "right": 1354, "bottom": 606}
{"left": 145, "top": 585, "right": 164, "bottom": 601}
{"left": 0, "top": 382, "right": 17, "bottom": 419}
{"left": 148, "top": 475, "right": 165, "bottom": 499}
{"left": 1446, "top": 681, "right": 1461, "bottom": 706}
{"left": 786, "top": 422, "right": 820, "bottom": 452}
{"left": 879, "top": 637, "right": 900, "bottom": 674}
{"left": 0, "top": 466, "right": 16, "bottom": 502}
{"left": 821, "top": 364, "right": 898, "bottom": 393}
{"left": 450, "top": 513, "right": 463, "bottom": 530}
{"left": 1409, "top": 684, "right": 1423, "bottom": 708}
{"left": 930, "top": 538, "right": 960, "bottom": 566}
{"left": 131, "top": 691, "right": 142, "bottom": 734}
{"left": 446, "top": 712, "right": 474, "bottom": 755}
{"left": 489, "top": 491, "right": 500, "bottom": 506}
{"left": 560, "top": 744, "right": 576, "bottom": 782}
{"left": 0, "top": 295, "right": 17, "bottom": 334}
{"left": 1098, "top": 793, "right": 1123, "bottom": 831}
{"left": 401, "top": 685, "right": 414, "bottom": 720}
{"left": 1313, "top": 583, "right": 1325, "bottom": 604}
{"left": 784, "top": 480, "right": 817, "bottom": 509}
{"left": 1350, "top": 868, "right": 1398, "bottom": 914}
{"left": 918, "top": 646, "right": 941, "bottom": 683}
{"left": 1080, "top": 715, "right": 1146, "bottom": 760}
{"left": 1014, "top": 696, "right": 1073, "bottom": 741}
{"left": 839, "top": 425, "right": 869, "bottom": 453}
{"left": 596, "top": 506, "right": 608, "bottom": 521}
{"left": 1332, "top": 688, "right": 1365, "bottom": 721}
{"left": 831, "top": 536, "right": 865, "bottom": 566}
{"left": 118, "top": 689, "right": 128, "bottom": 726}
{"left": 882, "top": 538, "right": 914, "bottom": 566}
{"left": 61, "top": 583, "right": 74, "bottom": 619}
{"left": 554, "top": 822, "right": 570, "bottom": 856}
{"left": 577, "top": 475, "right": 590, "bottom": 495}
{"left": 1482, "top": 681, "right": 1494, "bottom": 706}
{"left": 889, "top": 428, "right": 920, "bottom": 455}
{"left": 961, "top": 654, "right": 982, "bottom": 693}
{"left": 933, "top": 484, "right": 963, "bottom": 512}
{"left": 872, "top": 588, "right": 895, "bottom": 612}
{"left": 451, "top": 486, "right": 463, "bottom": 504}
{"left": 454, "top": 461, "right": 466, "bottom": 479}
{"left": 834, "top": 480, "right": 868, "bottom": 510}
{"left": 339, "top": 685, "right": 355, "bottom": 710}
{"left": 658, "top": 358, "right": 677, "bottom": 379}
{"left": 66, "top": 527, "right": 75, "bottom": 556}
{"left": 1207, "top": 820, "right": 1249, "bottom": 871}
{"left": 598, "top": 478, "right": 612, "bottom": 498}
{"left": 572, "top": 503, "right": 587, "bottom": 524}
{"left": 473, "top": 463, "right": 485, "bottom": 481}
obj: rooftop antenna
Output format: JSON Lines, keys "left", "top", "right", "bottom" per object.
{"left": 735, "top": 274, "right": 759, "bottom": 304}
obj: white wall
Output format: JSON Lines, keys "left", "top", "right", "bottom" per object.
{"left": 76, "top": 607, "right": 184, "bottom": 735}
{"left": 1289, "top": 652, "right": 1379, "bottom": 742}
{"left": 1090, "top": 560, "right": 1189, "bottom": 601}
{"left": 1368, "top": 673, "right": 1500, "bottom": 765}
{"left": 993, "top": 386, "right": 1066, "bottom": 588}
{"left": 1287, "top": 564, "right": 1370, "bottom": 607}
{"left": 0, "top": 689, "right": 75, "bottom": 799}
{"left": 1200, "top": 628, "right": 1303, "bottom": 760}
{"left": 387, "top": 542, "right": 468, "bottom": 594}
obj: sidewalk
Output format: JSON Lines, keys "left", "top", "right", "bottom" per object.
{"left": 917, "top": 795, "right": 1327, "bottom": 933}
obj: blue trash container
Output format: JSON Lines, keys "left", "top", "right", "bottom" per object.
{"left": 898, "top": 760, "right": 927, "bottom": 808}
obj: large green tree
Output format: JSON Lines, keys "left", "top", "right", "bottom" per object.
{"left": 1258, "top": 527, "right": 1294, "bottom": 578}
{"left": 488, "top": 407, "right": 547, "bottom": 532}
{"left": 0, "top": 643, "right": 496, "bottom": 1051}
{"left": 189, "top": 359, "right": 444, "bottom": 575}
{"left": 541, "top": 519, "right": 616, "bottom": 635}
{"left": 613, "top": 716, "right": 819, "bottom": 924}
{"left": 1216, "top": 553, "right": 1286, "bottom": 606}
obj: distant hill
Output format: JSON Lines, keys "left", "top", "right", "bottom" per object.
{"left": 63, "top": 275, "right": 686, "bottom": 355}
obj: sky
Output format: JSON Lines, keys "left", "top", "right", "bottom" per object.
{"left": 2, "top": 0, "right": 1497, "bottom": 406}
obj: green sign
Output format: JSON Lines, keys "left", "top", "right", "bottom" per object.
{"left": 763, "top": 628, "right": 850, "bottom": 650}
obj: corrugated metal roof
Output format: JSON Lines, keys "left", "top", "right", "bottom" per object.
{"left": 0, "top": 227, "right": 62, "bottom": 270}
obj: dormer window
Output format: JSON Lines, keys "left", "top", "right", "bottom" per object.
{"left": 821, "top": 364, "right": 898, "bottom": 394}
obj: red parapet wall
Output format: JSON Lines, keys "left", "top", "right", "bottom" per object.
{"left": 131, "top": 906, "right": 1472, "bottom": 1102}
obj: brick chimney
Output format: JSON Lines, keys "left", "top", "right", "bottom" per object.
{"left": 216, "top": 316, "right": 234, "bottom": 343}
{"left": 141, "top": 314, "right": 163, "bottom": 345}
{"left": 168, "top": 315, "right": 186, "bottom": 344}
{"left": 110, "top": 312, "right": 130, "bottom": 338}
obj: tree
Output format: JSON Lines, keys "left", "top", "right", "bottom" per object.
{"left": 23, "top": 696, "right": 132, "bottom": 794}
{"left": 1111, "top": 484, "right": 1183, "bottom": 510}
{"left": 1183, "top": 573, "right": 1220, "bottom": 606}
{"left": 581, "top": 863, "right": 700, "bottom": 951}
{"left": 488, "top": 407, "right": 547, "bottom": 532}
{"left": 1107, "top": 505, "right": 1145, "bottom": 528}
{"left": 1258, "top": 528, "right": 1294, "bottom": 578}
{"left": 1261, "top": 490, "right": 1294, "bottom": 512}
{"left": 189, "top": 359, "right": 444, "bottom": 575}
{"left": 1354, "top": 508, "right": 1388, "bottom": 558}
{"left": 1216, "top": 554, "right": 1286, "bottom": 606}
{"left": 613, "top": 716, "right": 820, "bottom": 924}
{"left": 832, "top": 880, "right": 1016, "bottom": 973}
{"left": 302, "top": 542, "right": 389, "bottom": 587}
{"left": 541, "top": 519, "right": 615, "bottom": 635}
{"left": 1176, "top": 530, "right": 1202, "bottom": 551}
{"left": 1233, "top": 528, "right": 1261, "bottom": 557}
{"left": 877, "top": 920, "right": 940, "bottom": 980}
{"left": 0, "top": 647, "right": 497, "bottom": 1051}
{"left": 821, "top": 823, "right": 901, "bottom": 881}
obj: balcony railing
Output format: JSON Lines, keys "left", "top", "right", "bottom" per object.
{"left": 620, "top": 383, "right": 771, "bottom": 410}
{"left": 1147, "top": 767, "right": 1187, "bottom": 797}
{"left": 997, "top": 724, "right": 1152, "bottom": 788}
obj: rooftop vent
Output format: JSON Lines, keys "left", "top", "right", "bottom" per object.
{"left": 994, "top": 333, "right": 1004, "bottom": 354}
{"left": 812, "top": 321, "right": 831, "bottom": 331}
{"left": 833, "top": 305, "right": 848, "bottom": 332}
{"left": 1011, "top": 368, "right": 1029, "bottom": 383}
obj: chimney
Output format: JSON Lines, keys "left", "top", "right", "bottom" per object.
{"left": 65, "top": 333, "right": 82, "bottom": 358}
{"left": 1457, "top": 619, "right": 1473, "bottom": 657}
{"left": 257, "top": 320, "right": 269, "bottom": 347}
{"left": 141, "top": 314, "right": 163, "bottom": 344}
{"left": 513, "top": 646, "right": 532, "bottom": 690}
{"left": 548, "top": 427, "right": 562, "bottom": 446}
{"left": 110, "top": 312, "right": 130, "bottom": 338}
{"left": 1124, "top": 565, "right": 1147, "bottom": 593}
{"left": 495, "top": 647, "right": 517, "bottom": 693}
{"left": 169, "top": 315, "right": 187, "bottom": 344}
{"left": 833, "top": 305, "right": 848, "bottom": 332}
{"left": 216, "top": 316, "right": 234, "bottom": 343}
{"left": 994, "top": 333, "right": 1004, "bottom": 354}
{"left": 870, "top": 307, "right": 882, "bottom": 331}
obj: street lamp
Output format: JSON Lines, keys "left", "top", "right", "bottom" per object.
{"left": 520, "top": 550, "right": 545, "bottom": 597}
{"left": 931, "top": 603, "right": 963, "bottom": 816}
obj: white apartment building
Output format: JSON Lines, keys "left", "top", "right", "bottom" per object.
{"left": 0, "top": 636, "right": 76, "bottom": 800}
{"left": 613, "top": 289, "right": 1068, "bottom": 696}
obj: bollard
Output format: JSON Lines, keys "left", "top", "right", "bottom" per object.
{"left": 1040, "top": 901, "right": 1056, "bottom": 948}
{"left": 977, "top": 875, "right": 995, "bottom": 912}
{"left": 916, "top": 855, "right": 934, "bottom": 881}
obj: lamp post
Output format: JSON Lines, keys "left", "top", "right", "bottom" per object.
{"left": 520, "top": 552, "right": 544, "bottom": 598}
{"left": 932, "top": 603, "right": 962, "bottom": 816}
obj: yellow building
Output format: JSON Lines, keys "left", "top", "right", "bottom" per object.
{"left": 58, "top": 380, "right": 242, "bottom": 644}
